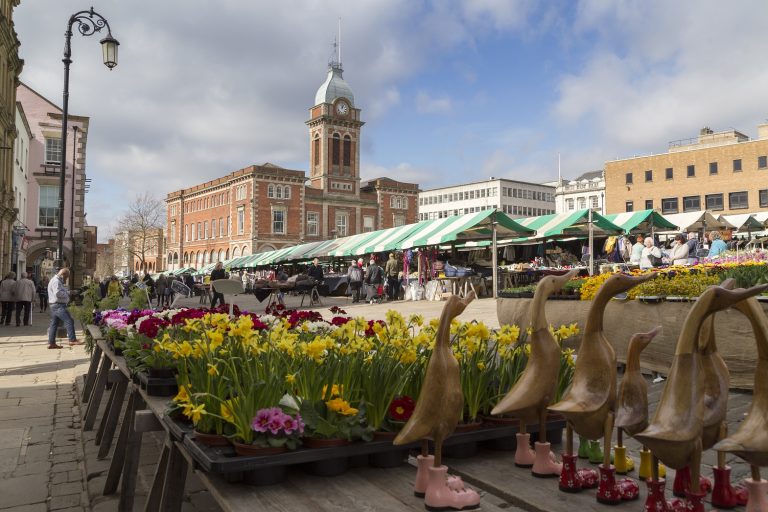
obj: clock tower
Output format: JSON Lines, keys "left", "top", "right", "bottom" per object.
{"left": 306, "top": 54, "right": 364, "bottom": 195}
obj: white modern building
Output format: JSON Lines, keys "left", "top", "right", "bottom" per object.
{"left": 554, "top": 170, "right": 606, "bottom": 214}
{"left": 11, "top": 102, "right": 31, "bottom": 274}
{"left": 418, "top": 178, "right": 555, "bottom": 220}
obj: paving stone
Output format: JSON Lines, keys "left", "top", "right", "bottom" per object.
{"left": 0, "top": 503, "right": 47, "bottom": 512}
{"left": 11, "top": 460, "right": 51, "bottom": 477}
{"left": 0, "top": 398, "right": 21, "bottom": 407}
{"left": 51, "top": 471, "right": 69, "bottom": 484}
{"left": 91, "top": 498, "right": 121, "bottom": 512}
{"left": 49, "top": 493, "right": 82, "bottom": 510}
{"left": 0, "top": 447, "right": 19, "bottom": 473}
{"left": 52, "top": 444, "right": 76, "bottom": 455}
{"left": 51, "top": 461, "right": 78, "bottom": 473}
{"left": 27, "top": 426, "right": 52, "bottom": 444}
{"left": 0, "top": 473, "right": 47, "bottom": 508}
{"left": 23, "top": 443, "right": 51, "bottom": 462}
{"left": 51, "top": 481, "right": 83, "bottom": 497}
{"left": 67, "top": 469, "right": 82, "bottom": 482}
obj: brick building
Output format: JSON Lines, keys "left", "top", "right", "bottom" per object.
{"left": 605, "top": 124, "right": 768, "bottom": 215}
{"left": 165, "top": 56, "right": 418, "bottom": 271}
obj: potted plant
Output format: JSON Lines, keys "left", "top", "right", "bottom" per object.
{"left": 231, "top": 406, "right": 304, "bottom": 456}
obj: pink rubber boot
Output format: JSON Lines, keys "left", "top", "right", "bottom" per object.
{"left": 514, "top": 433, "right": 536, "bottom": 468}
{"left": 425, "top": 465, "right": 481, "bottom": 511}
{"left": 745, "top": 479, "right": 768, "bottom": 512}
{"left": 531, "top": 441, "right": 562, "bottom": 478}
{"left": 415, "top": 455, "right": 465, "bottom": 497}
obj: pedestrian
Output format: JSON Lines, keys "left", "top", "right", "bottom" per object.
{"left": 98, "top": 277, "right": 107, "bottom": 299}
{"left": 364, "top": 257, "right": 383, "bottom": 303}
{"left": 346, "top": 260, "right": 363, "bottom": 303}
{"left": 155, "top": 273, "right": 167, "bottom": 308}
{"left": 276, "top": 266, "right": 289, "bottom": 305}
{"left": 47, "top": 268, "right": 82, "bottom": 349}
{"left": 384, "top": 252, "right": 400, "bottom": 301}
{"left": 0, "top": 272, "right": 17, "bottom": 326}
{"left": 107, "top": 276, "right": 121, "bottom": 299}
{"left": 37, "top": 276, "right": 49, "bottom": 312}
{"left": 708, "top": 231, "right": 728, "bottom": 259}
{"left": 14, "top": 272, "right": 36, "bottom": 326}
{"left": 308, "top": 258, "right": 324, "bottom": 283}
{"left": 639, "top": 237, "right": 663, "bottom": 270}
{"left": 210, "top": 262, "right": 227, "bottom": 308}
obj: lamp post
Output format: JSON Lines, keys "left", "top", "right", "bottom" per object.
{"left": 56, "top": 8, "right": 119, "bottom": 270}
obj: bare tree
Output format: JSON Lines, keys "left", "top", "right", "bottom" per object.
{"left": 115, "top": 193, "right": 166, "bottom": 274}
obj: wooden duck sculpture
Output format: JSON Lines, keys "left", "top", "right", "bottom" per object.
{"left": 394, "top": 292, "right": 480, "bottom": 511}
{"left": 548, "top": 272, "right": 654, "bottom": 503}
{"left": 634, "top": 282, "right": 768, "bottom": 512}
{"left": 491, "top": 269, "right": 579, "bottom": 477}
{"left": 714, "top": 295, "right": 768, "bottom": 512}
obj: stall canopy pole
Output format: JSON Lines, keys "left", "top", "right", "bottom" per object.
{"left": 491, "top": 210, "right": 498, "bottom": 299}
{"left": 588, "top": 208, "right": 594, "bottom": 276}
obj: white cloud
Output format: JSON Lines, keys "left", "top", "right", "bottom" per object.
{"left": 361, "top": 162, "right": 435, "bottom": 188}
{"left": 416, "top": 91, "right": 453, "bottom": 113}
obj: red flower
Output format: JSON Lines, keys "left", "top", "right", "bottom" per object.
{"left": 330, "top": 316, "right": 350, "bottom": 326}
{"left": 329, "top": 306, "right": 347, "bottom": 315}
{"left": 388, "top": 396, "right": 416, "bottom": 422}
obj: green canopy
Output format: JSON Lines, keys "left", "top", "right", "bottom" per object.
{"left": 511, "top": 209, "right": 623, "bottom": 241}
{"left": 327, "top": 230, "right": 384, "bottom": 257}
{"left": 604, "top": 210, "right": 677, "bottom": 233}
{"left": 399, "top": 210, "right": 533, "bottom": 249}
{"left": 354, "top": 222, "right": 426, "bottom": 254}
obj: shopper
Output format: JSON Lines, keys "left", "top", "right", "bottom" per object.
{"left": 384, "top": 253, "right": 400, "bottom": 301}
{"left": 347, "top": 260, "right": 363, "bottom": 303}
{"left": 210, "top": 262, "right": 227, "bottom": 308}
{"left": 669, "top": 234, "right": 690, "bottom": 266}
{"left": 629, "top": 234, "right": 644, "bottom": 265}
{"left": 708, "top": 231, "right": 728, "bottom": 259}
{"left": 639, "top": 237, "right": 662, "bottom": 270}
{"left": 47, "top": 268, "right": 82, "bottom": 349}
{"left": 37, "top": 276, "right": 49, "bottom": 312}
{"left": 0, "top": 272, "right": 16, "bottom": 326}
{"left": 155, "top": 273, "right": 168, "bottom": 308}
{"left": 308, "top": 258, "right": 324, "bottom": 283}
{"left": 14, "top": 272, "right": 36, "bottom": 326}
{"left": 364, "top": 257, "right": 384, "bottom": 303}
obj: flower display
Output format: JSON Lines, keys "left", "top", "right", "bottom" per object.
{"left": 247, "top": 407, "right": 304, "bottom": 449}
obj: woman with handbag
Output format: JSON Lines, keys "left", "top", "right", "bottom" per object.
{"left": 639, "top": 237, "right": 663, "bottom": 270}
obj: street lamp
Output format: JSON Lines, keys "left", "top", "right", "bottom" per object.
{"left": 56, "top": 7, "right": 119, "bottom": 270}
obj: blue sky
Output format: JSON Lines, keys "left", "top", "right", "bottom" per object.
{"left": 15, "top": 1, "right": 768, "bottom": 240}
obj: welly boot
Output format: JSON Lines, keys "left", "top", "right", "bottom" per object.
{"left": 596, "top": 464, "right": 622, "bottom": 505}
{"left": 683, "top": 489, "right": 706, "bottom": 512}
{"left": 424, "top": 465, "right": 480, "bottom": 512}
{"left": 531, "top": 441, "right": 561, "bottom": 478}
{"left": 415, "top": 455, "right": 465, "bottom": 497}
{"left": 588, "top": 440, "right": 604, "bottom": 464}
{"left": 672, "top": 466, "right": 712, "bottom": 498}
{"left": 617, "top": 476, "right": 640, "bottom": 501}
{"left": 644, "top": 479, "right": 671, "bottom": 512}
{"left": 578, "top": 436, "right": 590, "bottom": 459}
{"left": 559, "top": 454, "right": 582, "bottom": 492}
{"left": 613, "top": 445, "right": 634, "bottom": 474}
{"left": 638, "top": 449, "right": 666, "bottom": 480}
{"left": 711, "top": 465, "right": 749, "bottom": 509}
{"left": 514, "top": 433, "right": 536, "bottom": 468}
{"left": 745, "top": 478, "right": 768, "bottom": 512}
{"left": 578, "top": 467, "right": 599, "bottom": 489}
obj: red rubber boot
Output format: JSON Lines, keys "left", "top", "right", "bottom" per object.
{"left": 711, "top": 465, "right": 749, "bottom": 508}
{"left": 559, "top": 454, "right": 582, "bottom": 492}
{"left": 596, "top": 464, "right": 622, "bottom": 505}
{"left": 683, "top": 489, "right": 706, "bottom": 512}
{"left": 672, "top": 466, "right": 712, "bottom": 497}
{"left": 643, "top": 479, "right": 671, "bottom": 512}
{"left": 745, "top": 478, "right": 768, "bottom": 512}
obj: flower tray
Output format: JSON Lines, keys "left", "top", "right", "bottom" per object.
{"left": 177, "top": 416, "right": 566, "bottom": 475}
{"left": 136, "top": 371, "right": 178, "bottom": 397}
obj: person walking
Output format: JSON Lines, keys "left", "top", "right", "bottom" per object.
{"left": 47, "top": 268, "right": 82, "bottom": 349}
{"left": 364, "top": 257, "right": 383, "bottom": 303}
{"left": 155, "top": 273, "right": 168, "bottom": 308}
{"left": 14, "top": 272, "right": 36, "bottom": 326}
{"left": 346, "top": 260, "right": 363, "bottom": 303}
{"left": 0, "top": 272, "right": 17, "bottom": 326}
{"left": 384, "top": 252, "right": 400, "bottom": 301}
{"left": 209, "top": 262, "right": 227, "bottom": 308}
{"left": 37, "top": 276, "right": 49, "bottom": 312}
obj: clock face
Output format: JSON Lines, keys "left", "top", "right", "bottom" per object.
{"left": 336, "top": 102, "right": 349, "bottom": 115}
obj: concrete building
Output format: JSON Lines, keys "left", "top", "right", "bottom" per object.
{"left": 0, "top": 0, "right": 22, "bottom": 276}
{"left": 605, "top": 124, "right": 768, "bottom": 215}
{"left": 17, "top": 83, "right": 90, "bottom": 285}
{"left": 165, "top": 54, "right": 418, "bottom": 270}
{"left": 95, "top": 240, "right": 115, "bottom": 280}
{"left": 554, "top": 170, "right": 605, "bottom": 214}
{"left": 418, "top": 178, "right": 555, "bottom": 221}
{"left": 11, "top": 101, "right": 31, "bottom": 274}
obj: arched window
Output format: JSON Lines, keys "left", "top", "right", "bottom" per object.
{"left": 196, "top": 251, "right": 202, "bottom": 265}
{"left": 332, "top": 134, "right": 340, "bottom": 165}
{"left": 135, "top": 262, "right": 139, "bottom": 271}
{"left": 343, "top": 135, "right": 351, "bottom": 167}
{"left": 183, "top": 252, "right": 188, "bottom": 263}
{"left": 275, "top": 186, "right": 282, "bottom": 199}
{"left": 284, "top": 186, "right": 290, "bottom": 199}
{"left": 402, "top": 197, "right": 408, "bottom": 209}
{"left": 203, "top": 251, "right": 208, "bottom": 264}
{"left": 313, "top": 135, "right": 320, "bottom": 166}
{"left": 268, "top": 184, "right": 274, "bottom": 198}
{"left": 241, "top": 246, "right": 249, "bottom": 256}
{"left": 233, "top": 247, "right": 240, "bottom": 258}
{"left": 225, "top": 249, "right": 230, "bottom": 260}
{"left": 174, "top": 252, "right": 179, "bottom": 264}
{"left": 218, "top": 249, "right": 223, "bottom": 262}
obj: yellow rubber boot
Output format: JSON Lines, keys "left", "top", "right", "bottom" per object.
{"left": 614, "top": 446, "right": 628, "bottom": 474}
{"left": 638, "top": 449, "right": 652, "bottom": 480}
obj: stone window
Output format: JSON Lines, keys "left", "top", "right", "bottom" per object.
{"left": 729, "top": 191, "right": 748, "bottom": 210}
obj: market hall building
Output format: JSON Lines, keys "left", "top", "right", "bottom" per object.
{"left": 164, "top": 56, "right": 418, "bottom": 271}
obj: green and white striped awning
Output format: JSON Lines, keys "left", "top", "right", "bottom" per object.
{"left": 511, "top": 209, "right": 623, "bottom": 241}
{"left": 354, "top": 222, "right": 426, "bottom": 254}
{"left": 327, "top": 230, "right": 383, "bottom": 257}
{"left": 604, "top": 210, "right": 677, "bottom": 232}
{"left": 399, "top": 210, "right": 533, "bottom": 249}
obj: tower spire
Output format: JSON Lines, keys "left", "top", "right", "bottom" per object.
{"left": 338, "top": 17, "right": 342, "bottom": 68}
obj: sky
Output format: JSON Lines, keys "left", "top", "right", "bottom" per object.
{"left": 15, "top": 0, "right": 768, "bottom": 241}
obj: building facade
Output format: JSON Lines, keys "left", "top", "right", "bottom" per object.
{"left": 554, "top": 170, "right": 605, "bottom": 214}
{"left": 418, "top": 178, "right": 555, "bottom": 221}
{"left": 17, "top": 83, "right": 90, "bottom": 285}
{"left": 605, "top": 125, "right": 768, "bottom": 215}
{"left": 165, "top": 57, "right": 418, "bottom": 270}
{"left": 0, "top": 0, "right": 22, "bottom": 276}
{"left": 11, "top": 101, "right": 31, "bottom": 273}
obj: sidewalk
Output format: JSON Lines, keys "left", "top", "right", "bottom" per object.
{"left": 0, "top": 310, "right": 91, "bottom": 511}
